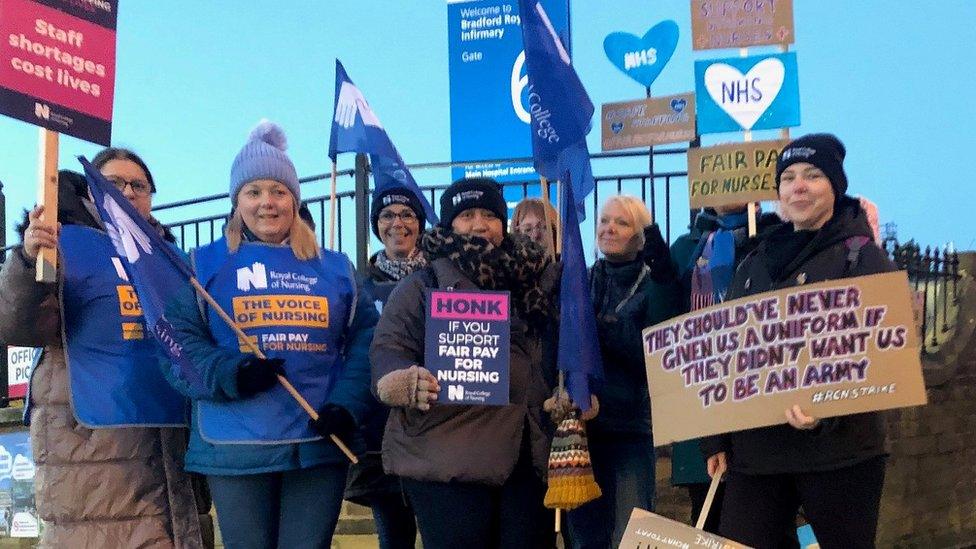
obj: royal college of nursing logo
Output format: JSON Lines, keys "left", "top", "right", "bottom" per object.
{"left": 236, "top": 262, "right": 268, "bottom": 292}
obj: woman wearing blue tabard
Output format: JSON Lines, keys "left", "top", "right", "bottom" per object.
{"left": 0, "top": 150, "right": 208, "bottom": 548}
{"left": 161, "top": 121, "right": 378, "bottom": 548}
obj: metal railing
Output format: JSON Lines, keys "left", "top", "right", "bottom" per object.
{"left": 887, "top": 241, "right": 962, "bottom": 353}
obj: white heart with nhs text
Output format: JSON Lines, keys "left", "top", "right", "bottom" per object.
{"left": 704, "top": 58, "right": 785, "bottom": 130}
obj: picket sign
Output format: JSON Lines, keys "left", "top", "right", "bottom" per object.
{"left": 35, "top": 129, "right": 59, "bottom": 283}
{"left": 740, "top": 44, "right": 792, "bottom": 238}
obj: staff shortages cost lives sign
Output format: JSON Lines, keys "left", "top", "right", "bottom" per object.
{"left": 0, "top": 0, "right": 117, "bottom": 144}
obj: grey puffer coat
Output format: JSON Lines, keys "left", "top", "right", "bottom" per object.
{"left": 0, "top": 246, "right": 205, "bottom": 549}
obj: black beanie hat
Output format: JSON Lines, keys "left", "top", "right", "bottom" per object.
{"left": 776, "top": 133, "right": 848, "bottom": 198}
{"left": 370, "top": 188, "right": 426, "bottom": 238}
{"left": 438, "top": 177, "right": 508, "bottom": 231}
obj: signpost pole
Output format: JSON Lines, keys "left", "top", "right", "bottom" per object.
{"left": 35, "top": 129, "right": 59, "bottom": 283}
{"left": 646, "top": 86, "right": 656, "bottom": 218}
{"left": 329, "top": 160, "right": 338, "bottom": 249}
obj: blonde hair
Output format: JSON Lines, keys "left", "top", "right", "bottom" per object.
{"left": 600, "top": 194, "right": 652, "bottom": 247}
{"left": 512, "top": 197, "right": 561, "bottom": 254}
{"left": 226, "top": 197, "right": 320, "bottom": 260}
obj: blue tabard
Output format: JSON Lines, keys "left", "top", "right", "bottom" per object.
{"left": 60, "top": 225, "right": 188, "bottom": 427}
{"left": 192, "top": 237, "right": 355, "bottom": 444}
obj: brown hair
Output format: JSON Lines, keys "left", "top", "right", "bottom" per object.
{"left": 512, "top": 197, "right": 560, "bottom": 256}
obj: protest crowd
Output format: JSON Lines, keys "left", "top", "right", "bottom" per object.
{"left": 0, "top": 3, "right": 932, "bottom": 549}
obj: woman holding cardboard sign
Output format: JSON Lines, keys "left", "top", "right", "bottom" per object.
{"left": 370, "top": 178, "right": 559, "bottom": 549}
{"left": 160, "top": 121, "right": 379, "bottom": 548}
{"left": 0, "top": 152, "right": 209, "bottom": 548}
{"left": 702, "top": 134, "right": 895, "bottom": 548}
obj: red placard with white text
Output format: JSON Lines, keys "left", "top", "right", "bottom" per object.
{"left": 0, "top": 0, "right": 117, "bottom": 144}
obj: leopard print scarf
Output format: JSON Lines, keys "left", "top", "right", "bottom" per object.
{"left": 421, "top": 227, "right": 553, "bottom": 327}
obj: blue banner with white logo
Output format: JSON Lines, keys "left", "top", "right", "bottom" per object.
{"left": 695, "top": 52, "right": 800, "bottom": 134}
{"left": 447, "top": 0, "right": 569, "bottom": 182}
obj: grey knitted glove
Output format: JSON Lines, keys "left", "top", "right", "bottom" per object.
{"left": 376, "top": 365, "right": 440, "bottom": 411}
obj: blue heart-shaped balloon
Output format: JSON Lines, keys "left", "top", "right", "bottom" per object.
{"left": 670, "top": 98, "right": 687, "bottom": 113}
{"left": 604, "top": 21, "right": 679, "bottom": 88}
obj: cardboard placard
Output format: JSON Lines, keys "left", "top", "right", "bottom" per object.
{"left": 643, "top": 272, "right": 927, "bottom": 445}
{"left": 687, "top": 139, "right": 786, "bottom": 208}
{"left": 619, "top": 508, "right": 751, "bottom": 549}
{"left": 5, "top": 346, "right": 39, "bottom": 399}
{"left": 602, "top": 93, "right": 696, "bottom": 151}
{"left": 0, "top": 0, "right": 117, "bottom": 145}
{"left": 691, "top": 0, "right": 794, "bottom": 51}
{"left": 695, "top": 53, "right": 800, "bottom": 134}
{"left": 425, "top": 289, "right": 510, "bottom": 405}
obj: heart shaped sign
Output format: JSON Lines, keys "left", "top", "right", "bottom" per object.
{"left": 611, "top": 122, "right": 624, "bottom": 134}
{"left": 670, "top": 98, "right": 687, "bottom": 113}
{"left": 604, "top": 21, "right": 679, "bottom": 88}
{"left": 703, "top": 58, "right": 785, "bottom": 130}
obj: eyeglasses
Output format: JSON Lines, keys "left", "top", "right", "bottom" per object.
{"left": 107, "top": 176, "right": 152, "bottom": 196}
{"left": 378, "top": 210, "right": 418, "bottom": 223}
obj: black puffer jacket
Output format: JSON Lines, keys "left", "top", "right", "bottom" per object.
{"left": 701, "top": 196, "right": 896, "bottom": 475}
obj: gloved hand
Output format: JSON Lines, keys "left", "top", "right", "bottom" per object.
{"left": 376, "top": 365, "right": 440, "bottom": 411}
{"left": 310, "top": 403, "right": 356, "bottom": 441}
{"left": 236, "top": 357, "right": 285, "bottom": 398}
{"left": 642, "top": 224, "right": 676, "bottom": 283}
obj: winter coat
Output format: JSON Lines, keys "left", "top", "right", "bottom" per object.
{"left": 345, "top": 252, "right": 412, "bottom": 505}
{"left": 0, "top": 221, "right": 204, "bottom": 546}
{"left": 587, "top": 256, "right": 681, "bottom": 437}
{"left": 161, "top": 244, "right": 378, "bottom": 475}
{"left": 700, "top": 197, "right": 895, "bottom": 475}
{"left": 370, "top": 234, "right": 558, "bottom": 486}
{"left": 669, "top": 211, "right": 777, "bottom": 485}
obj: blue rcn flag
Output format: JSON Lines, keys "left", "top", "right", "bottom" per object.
{"left": 557, "top": 175, "right": 604, "bottom": 411}
{"left": 518, "top": 0, "right": 596, "bottom": 220}
{"left": 328, "top": 59, "right": 438, "bottom": 224}
{"left": 80, "top": 156, "right": 210, "bottom": 398}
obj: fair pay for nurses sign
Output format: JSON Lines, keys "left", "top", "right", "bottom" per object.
{"left": 425, "top": 289, "right": 511, "bottom": 406}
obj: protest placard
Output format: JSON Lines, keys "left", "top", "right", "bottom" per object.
{"left": 619, "top": 508, "right": 751, "bottom": 549}
{"left": 691, "top": 0, "right": 794, "bottom": 51}
{"left": 602, "top": 93, "right": 696, "bottom": 151}
{"left": 686, "top": 139, "right": 786, "bottom": 208}
{"left": 5, "top": 346, "right": 39, "bottom": 399}
{"left": 643, "top": 272, "right": 927, "bottom": 445}
{"left": 425, "top": 289, "right": 510, "bottom": 405}
{"left": 0, "top": 0, "right": 118, "bottom": 144}
{"left": 694, "top": 53, "right": 799, "bottom": 134}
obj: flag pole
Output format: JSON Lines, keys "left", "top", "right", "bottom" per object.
{"left": 329, "top": 160, "right": 338, "bottom": 249}
{"left": 187, "top": 276, "right": 359, "bottom": 464}
{"left": 539, "top": 176, "right": 556, "bottom": 261}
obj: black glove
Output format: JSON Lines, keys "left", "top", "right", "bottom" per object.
{"left": 310, "top": 403, "right": 356, "bottom": 441}
{"left": 236, "top": 357, "right": 285, "bottom": 398}
{"left": 642, "top": 224, "right": 676, "bottom": 283}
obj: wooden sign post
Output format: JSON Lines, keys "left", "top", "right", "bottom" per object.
{"left": 35, "top": 129, "right": 59, "bottom": 282}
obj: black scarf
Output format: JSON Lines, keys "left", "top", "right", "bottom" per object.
{"left": 420, "top": 227, "right": 553, "bottom": 327}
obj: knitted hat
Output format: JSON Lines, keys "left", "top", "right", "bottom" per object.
{"left": 776, "top": 133, "right": 848, "bottom": 198}
{"left": 544, "top": 417, "right": 602, "bottom": 510}
{"left": 438, "top": 177, "right": 508, "bottom": 231}
{"left": 230, "top": 120, "right": 300, "bottom": 204}
{"left": 370, "top": 188, "right": 426, "bottom": 238}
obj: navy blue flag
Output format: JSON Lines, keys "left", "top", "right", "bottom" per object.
{"left": 518, "top": 0, "right": 596, "bottom": 220}
{"left": 328, "top": 59, "right": 438, "bottom": 224}
{"left": 80, "top": 156, "right": 211, "bottom": 398}
{"left": 557, "top": 174, "right": 604, "bottom": 412}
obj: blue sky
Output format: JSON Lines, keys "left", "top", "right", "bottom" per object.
{"left": 2, "top": 1, "right": 974, "bottom": 252}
